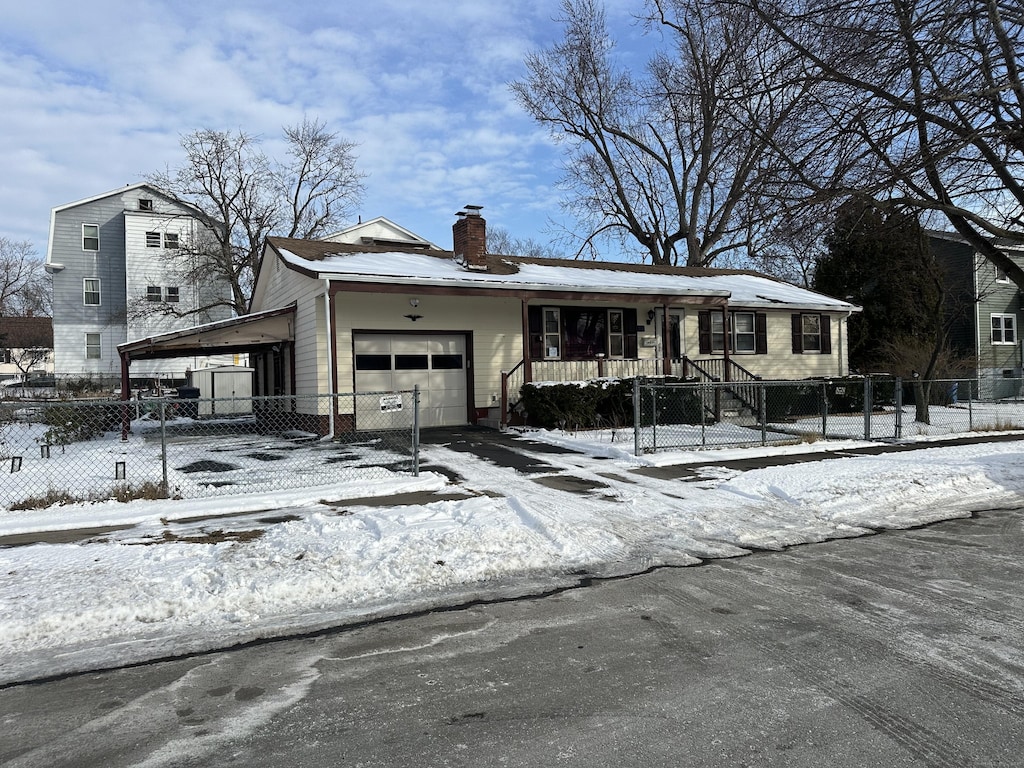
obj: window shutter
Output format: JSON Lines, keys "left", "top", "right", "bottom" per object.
{"left": 527, "top": 305, "right": 543, "bottom": 360}
{"left": 698, "top": 311, "right": 712, "bottom": 355}
{"left": 791, "top": 314, "right": 803, "bottom": 353}
{"left": 623, "top": 308, "right": 638, "bottom": 358}
{"left": 821, "top": 315, "right": 832, "bottom": 354}
{"left": 755, "top": 313, "right": 768, "bottom": 355}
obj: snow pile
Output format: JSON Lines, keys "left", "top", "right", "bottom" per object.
{"left": 1, "top": 435, "right": 1023, "bottom": 685}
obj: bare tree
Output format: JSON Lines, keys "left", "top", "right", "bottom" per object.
{"left": 511, "top": 0, "right": 806, "bottom": 267}
{"left": 0, "top": 238, "right": 49, "bottom": 317}
{"left": 486, "top": 225, "right": 565, "bottom": 258}
{"left": 730, "top": 0, "right": 1024, "bottom": 286}
{"left": 148, "top": 117, "right": 366, "bottom": 316}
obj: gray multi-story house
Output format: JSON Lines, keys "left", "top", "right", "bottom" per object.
{"left": 44, "top": 183, "right": 231, "bottom": 388}
{"left": 930, "top": 231, "right": 1024, "bottom": 399}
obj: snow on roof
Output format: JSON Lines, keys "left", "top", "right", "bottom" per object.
{"left": 272, "top": 242, "right": 857, "bottom": 311}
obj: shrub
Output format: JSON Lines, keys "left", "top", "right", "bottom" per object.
{"left": 519, "top": 382, "right": 607, "bottom": 430}
{"left": 42, "top": 401, "right": 123, "bottom": 445}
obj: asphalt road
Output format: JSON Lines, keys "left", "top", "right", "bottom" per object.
{"left": 2, "top": 508, "right": 1023, "bottom": 768}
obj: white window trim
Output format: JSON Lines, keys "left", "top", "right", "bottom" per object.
{"left": 802, "top": 314, "right": 823, "bottom": 352}
{"left": 83, "top": 278, "right": 101, "bottom": 306}
{"left": 82, "top": 223, "right": 99, "bottom": 252}
{"left": 733, "top": 311, "right": 757, "bottom": 354}
{"left": 607, "top": 309, "right": 625, "bottom": 358}
{"left": 145, "top": 231, "right": 162, "bottom": 248}
{"left": 991, "top": 313, "right": 1017, "bottom": 344}
{"left": 85, "top": 333, "right": 101, "bottom": 360}
{"left": 543, "top": 307, "right": 561, "bottom": 360}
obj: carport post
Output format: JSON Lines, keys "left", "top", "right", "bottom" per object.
{"left": 119, "top": 351, "right": 132, "bottom": 441}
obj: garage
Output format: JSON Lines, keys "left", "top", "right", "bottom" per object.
{"left": 353, "top": 333, "right": 469, "bottom": 428}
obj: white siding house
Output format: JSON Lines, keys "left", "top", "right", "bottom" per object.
{"left": 243, "top": 209, "right": 860, "bottom": 432}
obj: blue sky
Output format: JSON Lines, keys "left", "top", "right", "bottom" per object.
{"left": 1, "top": 0, "right": 646, "bottom": 259}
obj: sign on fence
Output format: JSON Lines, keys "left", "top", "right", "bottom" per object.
{"left": 379, "top": 394, "right": 403, "bottom": 413}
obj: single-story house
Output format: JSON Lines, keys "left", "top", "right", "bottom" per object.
{"left": 232, "top": 208, "right": 859, "bottom": 431}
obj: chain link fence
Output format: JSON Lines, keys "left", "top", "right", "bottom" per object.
{"left": 633, "top": 377, "right": 1024, "bottom": 454}
{"left": 1, "top": 390, "right": 420, "bottom": 510}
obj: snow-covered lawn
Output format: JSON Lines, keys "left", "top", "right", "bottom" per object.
{"left": 1, "top": 427, "right": 1024, "bottom": 686}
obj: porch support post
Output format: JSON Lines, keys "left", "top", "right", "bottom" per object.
{"left": 522, "top": 298, "right": 532, "bottom": 384}
{"left": 722, "top": 302, "right": 731, "bottom": 382}
{"left": 661, "top": 302, "right": 672, "bottom": 376}
{"left": 119, "top": 351, "right": 132, "bottom": 441}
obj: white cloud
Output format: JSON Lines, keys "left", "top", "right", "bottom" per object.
{"left": 1, "top": 0, "right": 576, "bottom": 254}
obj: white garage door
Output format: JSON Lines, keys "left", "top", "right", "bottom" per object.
{"left": 354, "top": 334, "right": 468, "bottom": 428}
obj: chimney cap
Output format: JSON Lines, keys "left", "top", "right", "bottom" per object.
{"left": 464, "top": 204, "right": 483, "bottom": 214}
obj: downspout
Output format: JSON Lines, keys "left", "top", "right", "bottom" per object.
{"left": 840, "top": 310, "right": 852, "bottom": 376}
{"left": 324, "top": 279, "right": 336, "bottom": 439}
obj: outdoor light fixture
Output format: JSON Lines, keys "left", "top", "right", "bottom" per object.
{"left": 409, "top": 298, "right": 420, "bottom": 308}
{"left": 647, "top": 309, "right": 657, "bottom": 323}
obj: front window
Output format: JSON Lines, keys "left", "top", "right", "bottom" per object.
{"left": 709, "top": 313, "right": 727, "bottom": 352}
{"left": 992, "top": 314, "right": 1016, "bottom": 344}
{"left": 82, "top": 224, "right": 99, "bottom": 251}
{"left": 146, "top": 231, "right": 161, "bottom": 248}
{"left": 83, "top": 278, "right": 100, "bottom": 306}
{"left": 543, "top": 308, "right": 561, "bottom": 359}
{"left": 563, "top": 308, "right": 607, "bottom": 358}
{"left": 165, "top": 286, "right": 180, "bottom": 303}
{"left": 85, "top": 333, "right": 101, "bottom": 359}
{"left": 607, "top": 310, "right": 625, "bottom": 357}
{"left": 733, "top": 312, "right": 756, "bottom": 353}
{"left": 147, "top": 286, "right": 162, "bottom": 302}
{"left": 802, "top": 314, "right": 822, "bottom": 352}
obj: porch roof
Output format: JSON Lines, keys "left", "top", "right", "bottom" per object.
{"left": 266, "top": 238, "right": 858, "bottom": 312}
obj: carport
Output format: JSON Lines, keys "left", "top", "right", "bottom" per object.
{"left": 116, "top": 305, "right": 296, "bottom": 438}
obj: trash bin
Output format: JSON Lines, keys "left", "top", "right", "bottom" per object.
{"left": 176, "top": 385, "right": 200, "bottom": 418}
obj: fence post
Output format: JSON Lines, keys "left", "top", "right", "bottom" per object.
{"left": 412, "top": 385, "right": 420, "bottom": 476}
{"left": 821, "top": 382, "right": 828, "bottom": 439}
{"left": 968, "top": 379, "right": 974, "bottom": 430}
{"left": 863, "top": 377, "right": 873, "bottom": 440}
{"left": 651, "top": 381, "right": 659, "bottom": 453}
{"left": 701, "top": 383, "right": 708, "bottom": 448}
{"left": 895, "top": 377, "right": 903, "bottom": 438}
{"left": 159, "top": 399, "right": 168, "bottom": 493}
{"left": 759, "top": 383, "right": 767, "bottom": 446}
{"left": 633, "top": 377, "right": 642, "bottom": 456}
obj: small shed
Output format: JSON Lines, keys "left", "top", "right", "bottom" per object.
{"left": 191, "top": 365, "right": 255, "bottom": 416}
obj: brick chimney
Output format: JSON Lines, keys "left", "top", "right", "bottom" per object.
{"left": 453, "top": 205, "right": 487, "bottom": 270}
